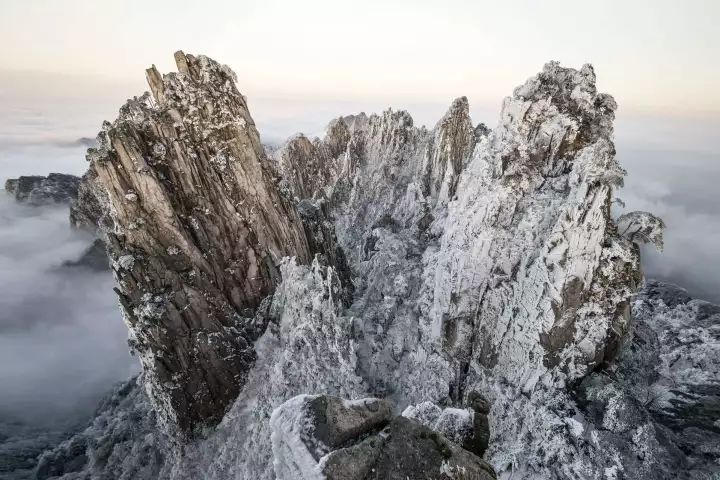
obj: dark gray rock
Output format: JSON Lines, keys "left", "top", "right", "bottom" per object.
{"left": 305, "top": 395, "right": 393, "bottom": 458}
{"left": 296, "top": 200, "right": 354, "bottom": 306}
{"left": 4, "top": 174, "right": 81, "bottom": 206}
{"left": 463, "top": 391, "right": 490, "bottom": 457}
{"left": 367, "top": 416, "right": 495, "bottom": 480}
{"left": 322, "top": 434, "right": 386, "bottom": 480}
{"left": 271, "top": 394, "right": 496, "bottom": 480}
{"left": 61, "top": 238, "right": 109, "bottom": 271}
{"left": 69, "top": 164, "right": 109, "bottom": 232}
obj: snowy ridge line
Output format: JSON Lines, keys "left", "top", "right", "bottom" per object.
{"left": 33, "top": 54, "right": 699, "bottom": 480}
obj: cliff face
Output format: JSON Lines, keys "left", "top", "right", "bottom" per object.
{"left": 278, "top": 63, "right": 640, "bottom": 404}
{"left": 82, "top": 52, "right": 311, "bottom": 436}
{"left": 426, "top": 64, "right": 641, "bottom": 390}
{"left": 51, "top": 54, "right": 699, "bottom": 479}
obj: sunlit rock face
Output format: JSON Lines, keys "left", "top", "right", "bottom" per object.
{"left": 82, "top": 52, "right": 311, "bottom": 436}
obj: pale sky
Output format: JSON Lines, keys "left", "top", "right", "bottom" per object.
{"left": 1, "top": 0, "right": 719, "bottom": 116}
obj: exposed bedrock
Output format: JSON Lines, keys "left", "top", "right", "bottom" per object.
{"left": 82, "top": 51, "right": 312, "bottom": 436}
{"left": 62, "top": 53, "right": 672, "bottom": 478}
{"left": 4, "top": 173, "right": 81, "bottom": 206}
{"left": 271, "top": 62, "right": 649, "bottom": 402}
{"left": 426, "top": 63, "right": 645, "bottom": 390}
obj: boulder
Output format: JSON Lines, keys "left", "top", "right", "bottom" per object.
{"left": 270, "top": 394, "right": 496, "bottom": 480}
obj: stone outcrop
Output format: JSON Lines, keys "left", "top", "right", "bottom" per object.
{"left": 270, "top": 394, "right": 496, "bottom": 480}
{"left": 4, "top": 173, "right": 81, "bottom": 206}
{"left": 69, "top": 164, "right": 109, "bottom": 232}
{"left": 420, "top": 96, "right": 476, "bottom": 205}
{"left": 402, "top": 398, "right": 490, "bottom": 458}
{"left": 425, "top": 63, "right": 643, "bottom": 390}
{"left": 275, "top": 62, "right": 646, "bottom": 405}
{"left": 47, "top": 54, "right": 686, "bottom": 479}
{"left": 274, "top": 133, "right": 341, "bottom": 201}
{"left": 82, "top": 51, "right": 311, "bottom": 436}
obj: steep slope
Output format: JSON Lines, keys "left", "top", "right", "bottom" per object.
{"left": 80, "top": 52, "right": 312, "bottom": 436}
{"left": 294, "top": 63, "right": 641, "bottom": 405}
{"left": 425, "top": 63, "right": 640, "bottom": 391}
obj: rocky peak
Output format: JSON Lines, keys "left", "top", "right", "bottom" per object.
{"left": 52, "top": 54, "right": 682, "bottom": 479}
{"left": 4, "top": 173, "right": 81, "bottom": 206}
{"left": 325, "top": 117, "right": 351, "bottom": 158}
{"left": 429, "top": 61, "right": 639, "bottom": 391}
{"left": 274, "top": 134, "right": 338, "bottom": 201}
{"left": 422, "top": 95, "right": 476, "bottom": 204}
{"left": 84, "top": 51, "right": 311, "bottom": 437}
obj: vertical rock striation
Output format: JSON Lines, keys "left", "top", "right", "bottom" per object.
{"left": 85, "top": 51, "right": 310, "bottom": 436}
{"left": 426, "top": 62, "right": 642, "bottom": 390}
{"left": 421, "top": 96, "right": 476, "bottom": 206}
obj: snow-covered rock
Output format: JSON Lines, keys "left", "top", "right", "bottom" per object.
{"left": 80, "top": 51, "right": 313, "bottom": 437}
{"left": 34, "top": 53, "right": 715, "bottom": 479}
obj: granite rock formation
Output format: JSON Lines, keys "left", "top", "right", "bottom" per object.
{"left": 576, "top": 280, "right": 720, "bottom": 478}
{"left": 78, "top": 52, "right": 312, "bottom": 436}
{"left": 29, "top": 54, "right": 712, "bottom": 479}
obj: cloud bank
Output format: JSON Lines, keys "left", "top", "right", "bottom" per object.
{"left": 0, "top": 196, "right": 137, "bottom": 428}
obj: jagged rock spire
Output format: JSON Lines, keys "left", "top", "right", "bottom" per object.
{"left": 422, "top": 96, "right": 476, "bottom": 204}
{"left": 430, "top": 62, "right": 640, "bottom": 389}
{"left": 87, "top": 52, "right": 311, "bottom": 436}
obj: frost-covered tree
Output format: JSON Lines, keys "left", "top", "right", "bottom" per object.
{"left": 617, "top": 211, "right": 665, "bottom": 251}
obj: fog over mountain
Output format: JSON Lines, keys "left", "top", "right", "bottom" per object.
{"left": 0, "top": 70, "right": 718, "bottom": 478}
{"left": 0, "top": 196, "right": 136, "bottom": 427}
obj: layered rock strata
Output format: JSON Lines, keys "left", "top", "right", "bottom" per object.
{"left": 81, "top": 52, "right": 311, "bottom": 436}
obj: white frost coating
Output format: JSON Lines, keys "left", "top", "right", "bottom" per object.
{"left": 616, "top": 211, "right": 665, "bottom": 251}
{"left": 434, "top": 408, "right": 474, "bottom": 446}
{"left": 169, "top": 258, "right": 367, "bottom": 480}
{"left": 49, "top": 61, "right": 679, "bottom": 480}
{"left": 403, "top": 403, "right": 474, "bottom": 446}
{"left": 423, "top": 63, "right": 638, "bottom": 390}
{"left": 116, "top": 254, "right": 135, "bottom": 270}
{"left": 270, "top": 394, "right": 325, "bottom": 480}
{"left": 563, "top": 417, "right": 584, "bottom": 438}
{"left": 402, "top": 401, "right": 442, "bottom": 426}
